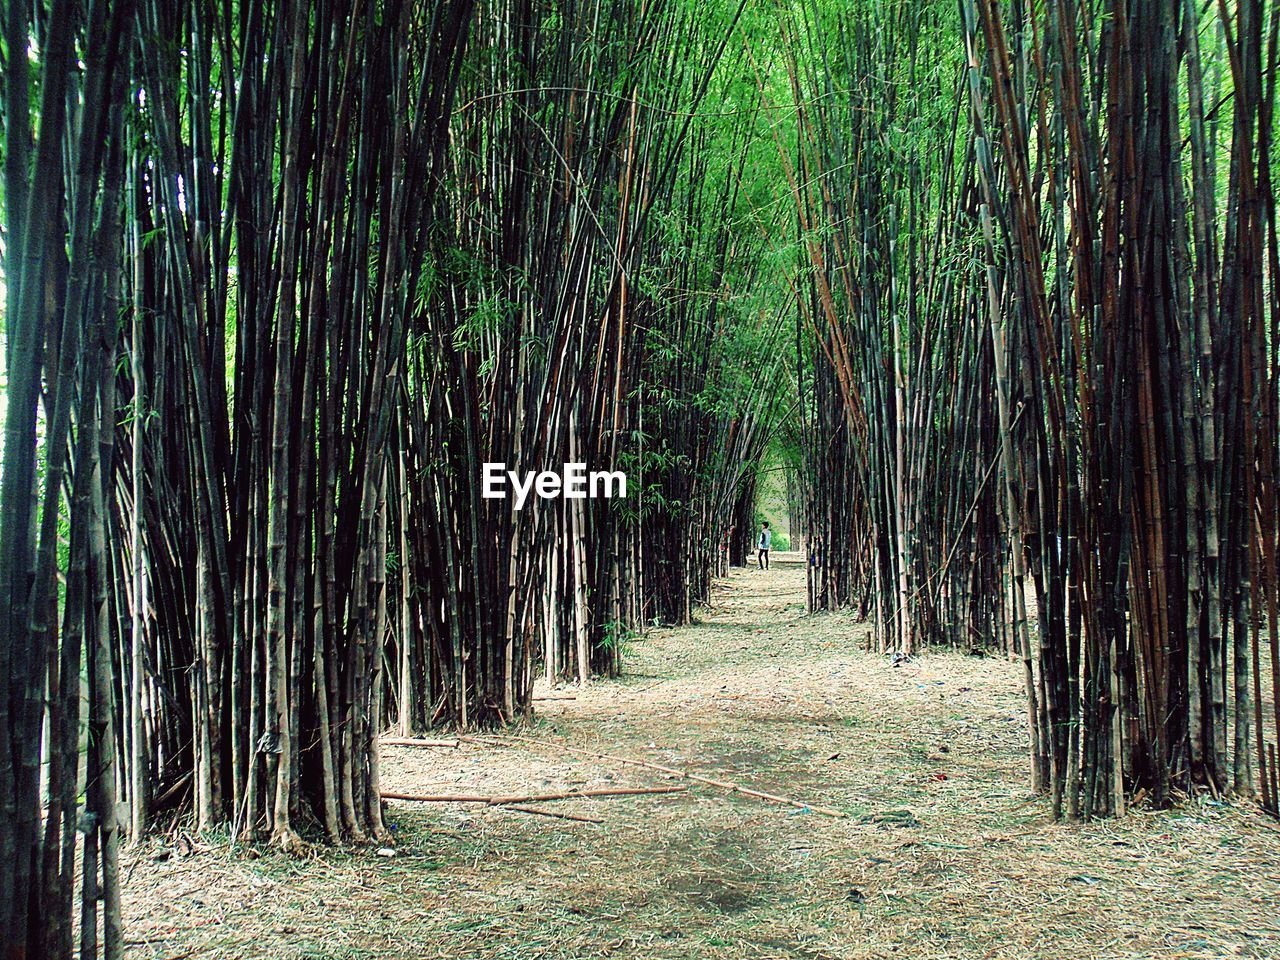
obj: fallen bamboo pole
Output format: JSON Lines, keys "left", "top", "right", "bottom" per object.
{"left": 487, "top": 786, "right": 685, "bottom": 804}
{"left": 503, "top": 804, "right": 604, "bottom": 824}
{"left": 462, "top": 735, "right": 845, "bottom": 818}
{"left": 380, "top": 785, "right": 687, "bottom": 805}
{"left": 379, "top": 737, "right": 461, "bottom": 749}
{"left": 382, "top": 791, "right": 491, "bottom": 803}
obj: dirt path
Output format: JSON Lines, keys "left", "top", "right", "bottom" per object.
{"left": 124, "top": 558, "right": 1280, "bottom": 959}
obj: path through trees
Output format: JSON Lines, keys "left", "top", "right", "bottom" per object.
{"left": 119, "top": 558, "right": 1280, "bottom": 959}
{"left": 5, "top": 0, "right": 1280, "bottom": 955}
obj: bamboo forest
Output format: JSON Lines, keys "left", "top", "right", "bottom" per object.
{"left": 3, "top": 0, "right": 1280, "bottom": 956}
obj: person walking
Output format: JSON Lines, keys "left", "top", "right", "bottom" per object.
{"left": 757, "top": 521, "right": 772, "bottom": 570}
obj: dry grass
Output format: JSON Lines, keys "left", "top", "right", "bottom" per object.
{"left": 122, "top": 556, "right": 1280, "bottom": 959}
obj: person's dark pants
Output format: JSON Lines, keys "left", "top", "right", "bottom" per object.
{"left": 758, "top": 548, "right": 769, "bottom": 569}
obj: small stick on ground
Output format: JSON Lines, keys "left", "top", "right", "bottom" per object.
{"left": 380, "top": 737, "right": 461, "bottom": 749}
{"left": 502, "top": 804, "right": 604, "bottom": 824}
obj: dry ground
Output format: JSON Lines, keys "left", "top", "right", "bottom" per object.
{"left": 123, "top": 556, "right": 1280, "bottom": 959}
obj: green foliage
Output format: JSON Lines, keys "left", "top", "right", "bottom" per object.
{"left": 600, "top": 618, "right": 636, "bottom": 656}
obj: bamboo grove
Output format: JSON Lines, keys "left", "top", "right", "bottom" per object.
{"left": 783, "top": 0, "right": 1280, "bottom": 824}
{"left": 0, "top": 0, "right": 796, "bottom": 954}
{"left": 2, "top": 0, "right": 1280, "bottom": 957}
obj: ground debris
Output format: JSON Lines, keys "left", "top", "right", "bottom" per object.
{"left": 119, "top": 561, "right": 1280, "bottom": 960}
